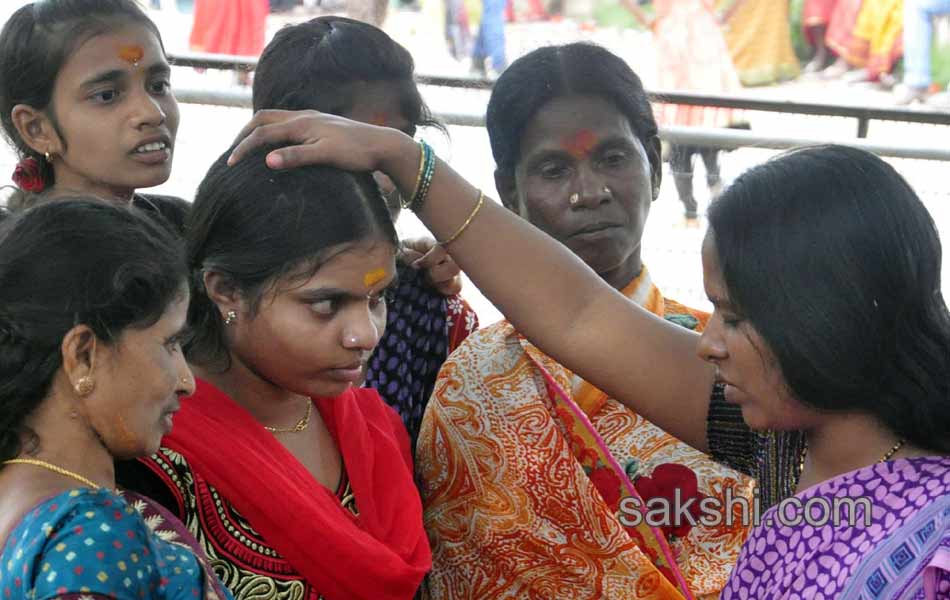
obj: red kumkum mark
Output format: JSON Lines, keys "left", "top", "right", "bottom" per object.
{"left": 118, "top": 45, "right": 144, "bottom": 65}
{"left": 562, "top": 129, "right": 598, "bottom": 160}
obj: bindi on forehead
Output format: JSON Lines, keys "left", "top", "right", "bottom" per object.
{"left": 118, "top": 45, "right": 144, "bottom": 66}
{"left": 363, "top": 268, "right": 388, "bottom": 288}
{"left": 561, "top": 129, "right": 599, "bottom": 160}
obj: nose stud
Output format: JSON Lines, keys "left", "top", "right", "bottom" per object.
{"left": 603, "top": 185, "right": 612, "bottom": 195}
{"left": 569, "top": 193, "right": 580, "bottom": 206}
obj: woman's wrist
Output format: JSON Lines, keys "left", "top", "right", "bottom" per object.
{"left": 375, "top": 130, "right": 422, "bottom": 193}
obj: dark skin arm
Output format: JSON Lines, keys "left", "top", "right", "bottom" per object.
{"left": 228, "top": 110, "right": 717, "bottom": 451}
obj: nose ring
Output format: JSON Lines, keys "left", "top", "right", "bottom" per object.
{"left": 569, "top": 193, "right": 580, "bottom": 206}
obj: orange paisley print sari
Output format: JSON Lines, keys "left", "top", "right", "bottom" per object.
{"left": 416, "top": 268, "right": 754, "bottom": 599}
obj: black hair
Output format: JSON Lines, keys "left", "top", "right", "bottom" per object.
{"left": 252, "top": 15, "right": 441, "bottom": 135}
{"left": 0, "top": 198, "right": 187, "bottom": 462}
{"left": 0, "top": 0, "right": 163, "bottom": 190}
{"left": 708, "top": 145, "right": 950, "bottom": 453}
{"left": 486, "top": 42, "right": 658, "bottom": 178}
{"left": 185, "top": 144, "right": 399, "bottom": 369}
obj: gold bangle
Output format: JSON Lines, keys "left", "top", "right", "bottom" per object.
{"left": 403, "top": 142, "right": 427, "bottom": 211}
{"left": 439, "top": 191, "right": 484, "bottom": 247}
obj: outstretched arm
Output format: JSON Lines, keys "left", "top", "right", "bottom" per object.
{"left": 229, "top": 110, "right": 718, "bottom": 451}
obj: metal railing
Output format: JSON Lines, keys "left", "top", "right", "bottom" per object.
{"left": 167, "top": 51, "right": 950, "bottom": 162}
{"left": 167, "top": 52, "right": 950, "bottom": 135}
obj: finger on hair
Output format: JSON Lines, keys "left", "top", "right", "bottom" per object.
{"left": 228, "top": 121, "right": 306, "bottom": 166}
{"left": 230, "top": 109, "right": 302, "bottom": 147}
{"left": 264, "top": 143, "right": 333, "bottom": 170}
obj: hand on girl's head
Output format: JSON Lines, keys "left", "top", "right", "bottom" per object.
{"left": 227, "top": 109, "right": 401, "bottom": 172}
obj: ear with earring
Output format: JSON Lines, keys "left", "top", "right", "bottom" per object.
{"left": 74, "top": 338, "right": 97, "bottom": 397}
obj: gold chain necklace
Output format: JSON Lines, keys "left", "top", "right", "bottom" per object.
{"left": 3, "top": 458, "right": 101, "bottom": 489}
{"left": 798, "top": 437, "right": 906, "bottom": 477}
{"left": 263, "top": 399, "right": 313, "bottom": 434}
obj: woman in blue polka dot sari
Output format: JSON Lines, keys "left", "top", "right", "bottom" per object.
{"left": 0, "top": 200, "right": 231, "bottom": 600}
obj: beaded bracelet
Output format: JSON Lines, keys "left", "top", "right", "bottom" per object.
{"left": 439, "top": 190, "right": 485, "bottom": 247}
{"left": 404, "top": 140, "right": 436, "bottom": 213}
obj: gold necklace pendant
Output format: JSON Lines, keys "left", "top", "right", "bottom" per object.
{"left": 264, "top": 399, "right": 313, "bottom": 434}
{"left": 3, "top": 458, "right": 101, "bottom": 489}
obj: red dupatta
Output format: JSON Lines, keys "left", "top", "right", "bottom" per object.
{"left": 162, "top": 379, "right": 431, "bottom": 600}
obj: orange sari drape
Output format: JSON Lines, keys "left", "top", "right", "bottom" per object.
{"left": 417, "top": 269, "right": 754, "bottom": 599}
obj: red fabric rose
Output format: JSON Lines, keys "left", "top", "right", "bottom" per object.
{"left": 12, "top": 157, "right": 45, "bottom": 193}
{"left": 588, "top": 465, "right": 623, "bottom": 510}
{"left": 634, "top": 463, "right": 706, "bottom": 540}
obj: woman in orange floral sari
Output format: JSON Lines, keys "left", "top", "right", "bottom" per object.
{"left": 415, "top": 43, "right": 753, "bottom": 600}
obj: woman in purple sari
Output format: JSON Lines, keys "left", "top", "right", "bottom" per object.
{"left": 227, "top": 111, "right": 950, "bottom": 597}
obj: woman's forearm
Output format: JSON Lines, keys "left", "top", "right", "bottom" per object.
{"left": 228, "top": 111, "right": 716, "bottom": 451}
{"left": 379, "top": 136, "right": 715, "bottom": 451}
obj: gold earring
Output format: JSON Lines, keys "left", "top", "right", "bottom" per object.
{"left": 75, "top": 337, "right": 97, "bottom": 397}
{"left": 224, "top": 310, "right": 237, "bottom": 325}
{"left": 75, "top": 376, "right": 96, "bottom": 397}
{"left": 569, "top": 193, "right": 580, "bottom": 206}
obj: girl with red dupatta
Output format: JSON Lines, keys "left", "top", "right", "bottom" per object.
{"left": 117, "top": 143, "right": 431, "bottom": 600}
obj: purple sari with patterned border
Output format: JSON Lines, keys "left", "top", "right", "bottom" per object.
{"left": 722, "top": 456, "right": 950, "bottom": 599}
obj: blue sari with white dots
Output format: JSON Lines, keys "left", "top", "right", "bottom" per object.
{"left": 1, "top": 488, "right": 232, "bottom": 600}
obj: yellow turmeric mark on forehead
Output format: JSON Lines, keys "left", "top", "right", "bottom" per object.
{"left": 363, "top": 268, "right": 387, "bottom": 288}
{"left": 118, "top": 45, "right": 144, "bottom": 65}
